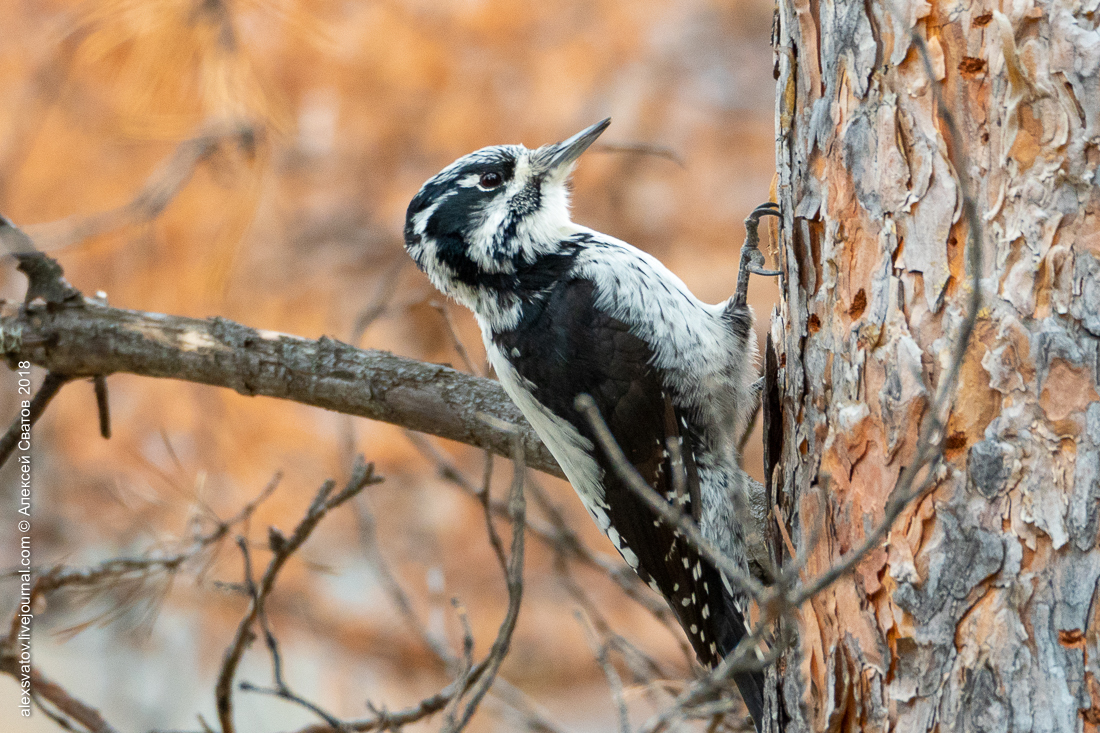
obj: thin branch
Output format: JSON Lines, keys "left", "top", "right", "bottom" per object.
{"left": 477, "top": 451, "right": 509, "bottom": 575}
{"left": 441, "top": 416, "right": 527, "bottom": 733}
{"left": 431, "top": 300, "right": 482, "bottom": 376}
{"left": 440, "top": 599, "right": 477, "bottom": 728}
{"left": 554, "top": 552, "right": 684, "bottom": 679}
{"left": 575, "top": 394, "right": 764, "bottom": 600}
{"left": 215, "top": 458, "right": 382, "bottom": 733}
{"left": 524, "top": 478, "right": 678, "bottom": 626}
{"left": 285, "top": 440, "right": 527, "bottom": 733}
{"left": 407, "top": 431, "right": 677, "bottom": 629}
{"left": 577, "top": 611, "right": 633, "bottom": 733}
{"left": 353, "top": 497, "right": 454, "bottom": 663}
{"left": 484, "top": 681, "right": 571, "bottom": 733}
{"left": 292, "top": 668, "right": 489, "bottom": 733}
{"left": 403, "top": 430, "right": 675, "bottom": 729}
{"left": 354, "top": 488, "right": 571, "bottom": 733}
{"left": 0, "top": 646, "right": 119, "bottom": 733}
{"left": 93, "top": 375, "right": 111, "bottom": 439}
{"left": 639, "top": 622, "right": 788, "bottom": 733}
{"left": 28, "top": 473, "right": 281, "bottom": 597}
{"left": 239, "top": 590, "right": 350, "bottom": 731}
{"left": 0, "top": 371, "right": 71, "bottom": 467}
{"left": 18, "top": 123, "right": 259, "bottom": 253}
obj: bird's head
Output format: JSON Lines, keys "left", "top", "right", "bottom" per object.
{"left": 404, "top": 119, "right": 610, "bottom": 319}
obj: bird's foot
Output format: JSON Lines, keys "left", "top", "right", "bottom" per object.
{"left": 733, "top": 202, "right": 781, "bottom": 306}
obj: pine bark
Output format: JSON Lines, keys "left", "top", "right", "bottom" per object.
{"left": 770, "top": 0, "right": 1100, "bottom": 730}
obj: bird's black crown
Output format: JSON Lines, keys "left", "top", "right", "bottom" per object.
{"left": 403, "top": 120, "right": 610, "bottom": 314}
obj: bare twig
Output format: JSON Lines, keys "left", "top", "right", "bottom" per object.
{"left": 441, "top": 416, "right": 527, "bottom": 733}
{"left": 354, "top": 489, "right": 571, "bottom": 733}
{"left": 639, "top": 622, "right": 787, "bottom": 733}
{"left": 577, "top": 612, "right": 633, "bottom": 733}
{"left": 554, "top": 553, "right": 683, "bottom": 680}
{"left": 30, "top": 669, "right": 120, "bottom": 733}
{"left": 20, "top": 123, "right": 259, "bottom": 253}
{"left": 28, "top": 473, "right": 281, "bottom": 598}
{"left": 477, "top": 451, "right": 509, "bottom": 574}
{"left": 238, "top": 679, "right": 350, "bottom": 732}
{"left": 484, "top": 682, "right": 570, "bottom": 733}
{"left": 93, "top": 375, "right": 111, "bottom": 439}
{"left": 215, "top": 458, "right": 382, "bottom": 733}
{"left": 292, "top": 440, "right": 524, "bottom": 733}
{"left": 412, "top": 416, "right": 722, "bottom": 700}
{"left": 525, "top": 478, "right": 679, "bottom": 626}
{"left": 441, "top": 599, "right": 478, "bottom": 728}
{"left": 239, "top": 585, "right": 351, "bottom": 731}
{"left": 353, "top": 497, "right": 454, "bottom": 662}
{"left": 575, "top": 394, "right": 764, "bottom": 600}
{"left": 292, "top": 669, "right": 488, "bottom": 733}
{"left": 0, "top": 371, "right": 71, "bottom": 468}
{"left": 594, "top": 143, "right": 685, "bottom": 168}
{"left": 431, "top": 300, "right": 482, "bottom": 376}
{"left": 236, "top": 524, "right": 353, "bottom": 732}
{"left": 408, "top": 430, "right": 683, "bottom": 651}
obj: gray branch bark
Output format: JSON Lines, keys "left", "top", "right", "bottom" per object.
{"left": 0, "top": 297, "right": 561, "bottom": 477}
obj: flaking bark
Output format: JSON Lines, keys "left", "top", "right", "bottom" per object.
{"left": 771, "top": 0, "right": 1100, "bottom": 730}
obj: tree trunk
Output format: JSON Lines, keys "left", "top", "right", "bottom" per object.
{"left": 770, "top": 0, "right": 1100, "bottom": 730}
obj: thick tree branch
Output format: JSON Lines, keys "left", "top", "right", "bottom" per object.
{"left": 0, "top": 297, "right": 560, "bottom": 477}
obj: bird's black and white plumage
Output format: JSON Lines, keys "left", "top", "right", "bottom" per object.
{"left": 404, "top": 119, "right": 774, "bottom": 729}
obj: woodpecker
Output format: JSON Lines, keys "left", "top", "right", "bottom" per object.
{"left": 404, "top": 119, "right": 777, "bottom": 730}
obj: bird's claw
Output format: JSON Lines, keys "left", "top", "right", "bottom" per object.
{"left": 749, "top": 266, "right": 781, "bottom": 277}
{"left": 733, "top": 202, "right": 781, "bottom": 306}
{"left": 741, "top": 246, "right": 780, "bottom": 277}
{"left": 745, "top": 201, "right": 781, "bottom": 224}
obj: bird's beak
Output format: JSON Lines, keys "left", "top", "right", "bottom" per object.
{"left": 539, "top": 118, "right": 611, "bottom": 174}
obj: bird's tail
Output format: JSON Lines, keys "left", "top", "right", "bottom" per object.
{"left": 714, "top": 588, "right": 765, "bottom": 732}
{"left": 732, "top": 668, "right": 765, "bottom": 732}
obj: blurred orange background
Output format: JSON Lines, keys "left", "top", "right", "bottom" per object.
{"left": 0, "top": 1, "right": 778, "bottom": 730}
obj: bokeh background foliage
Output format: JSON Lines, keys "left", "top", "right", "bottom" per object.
{"left": 0, "top": 1, "right": 778, "bottom": 730}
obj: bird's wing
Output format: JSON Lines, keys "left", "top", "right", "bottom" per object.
{"left": 492, "top": 277, "right": 738, "bottom": 668}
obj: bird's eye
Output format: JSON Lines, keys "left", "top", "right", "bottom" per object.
{"left": 478, "top": 171, "right": 504, "bottom": 190}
